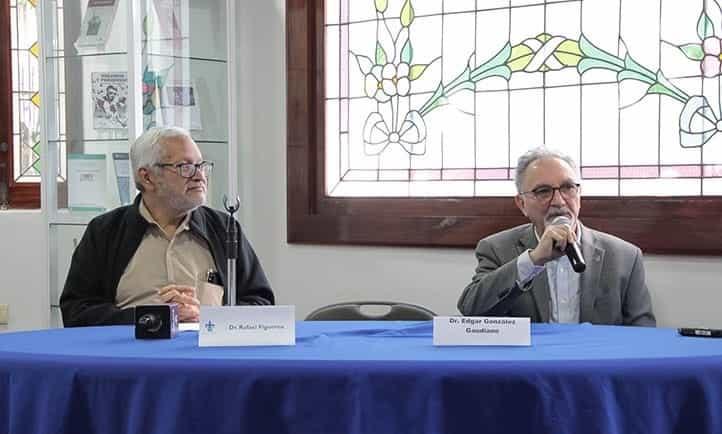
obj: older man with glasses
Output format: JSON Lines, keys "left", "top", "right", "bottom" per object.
{"left": 61, "top": 126, "right": 274, "bottom": 326}
{"left": 458, "top": 147, "right": 655, "bottom": 326}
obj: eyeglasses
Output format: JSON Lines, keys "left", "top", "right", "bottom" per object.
{"left": 520, "top": 182, "right": 580, "bottom": 202}
{"left": 155, "top": 160, "right": 214, "bottom": 179}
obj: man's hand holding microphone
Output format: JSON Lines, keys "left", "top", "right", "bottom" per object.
{"left": 529, "top": 215, "right": 586, "bottom": 272}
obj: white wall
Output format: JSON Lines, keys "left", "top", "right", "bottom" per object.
{"left": 0, "top": 1, "right": 720, "bottom": 332}
{"left": 234, "top": 0, "right": 722, "bottom": 329}
{"left": 645, "top": 256, "right": 722, "bottom": 328}
{"left": 0, "top": 212, "right": 47, "bottom": 331}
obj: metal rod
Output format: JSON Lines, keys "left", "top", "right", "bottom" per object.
{"left": 223, "top": 195, "right": 240, "bottom": 306}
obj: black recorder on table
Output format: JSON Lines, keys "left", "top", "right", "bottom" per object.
{"left": 678, "top": 327, "right": 722, "bottom": 338}
{"left": 135, "top": 304, "right": 179, "bottom": 339}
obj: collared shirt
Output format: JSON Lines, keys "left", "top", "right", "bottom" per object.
{"left": 115, "top": 200, "right": 221, "bottom": 308}
{"left": 516, "top": 227, "right": 582, "bottom": 323}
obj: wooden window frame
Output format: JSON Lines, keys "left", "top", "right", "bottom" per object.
{"left": 286, "top": 0, "right": 722, "bottom": 255}
{"left": 0, "top": 0, "right": 40, "bottom": 209}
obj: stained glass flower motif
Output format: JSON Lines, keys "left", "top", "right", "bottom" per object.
{"left": 676, "top": 7, "right": 722, "bottom": 78}
{"left": 701, "top": 37, "right": 722, "bottom": 77}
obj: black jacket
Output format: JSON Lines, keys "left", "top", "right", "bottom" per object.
{"left": 60, "top": 196, "right": 274, "bottom": 326}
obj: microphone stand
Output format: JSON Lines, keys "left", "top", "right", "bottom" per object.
{"left": 223, "top": 196, "right": 241, "bottom": 306}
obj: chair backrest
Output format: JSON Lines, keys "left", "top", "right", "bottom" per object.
{"left": 305, "top": 301, "right": 436, "bottom": 321}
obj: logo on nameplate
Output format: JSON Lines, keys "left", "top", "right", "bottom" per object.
{"left": 199, "top": 305, "right": 295, "bottom": 347}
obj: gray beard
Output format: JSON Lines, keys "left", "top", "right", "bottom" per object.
{"left": 164, "top": 190, "right": 205, "bottom": 214}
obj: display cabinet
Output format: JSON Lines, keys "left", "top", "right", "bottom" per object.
{"left": 39, "top": 0, "right": 238, "bottom": 327}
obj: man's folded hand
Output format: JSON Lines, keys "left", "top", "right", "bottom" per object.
{"left": 158, "top": 285, "right": 200, "bottom": 322}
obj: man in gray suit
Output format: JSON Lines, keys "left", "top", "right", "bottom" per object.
{"left": 458, "top": 147, "right": 655, "bottom": 326}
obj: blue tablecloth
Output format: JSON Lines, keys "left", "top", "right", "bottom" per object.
{"left": 1, "top": 321, "right": 722, "bottom": 434}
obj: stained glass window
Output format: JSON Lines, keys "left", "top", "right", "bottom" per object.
{"left": 325, "top": 0, "right": 722, "bottom": 197}
{"left": 10, "top": 0, "right": 41, "bottom": 183}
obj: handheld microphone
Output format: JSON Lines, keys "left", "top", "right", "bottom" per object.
{"left": 551, "top": 216, "right": 586, "bottom": 273}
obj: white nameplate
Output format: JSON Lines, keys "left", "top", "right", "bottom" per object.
{"left": 433, "top": 316, "right": 531, "bottom": 346}
{"left": 198, "top": 305, "right": 295, "bottom": 347}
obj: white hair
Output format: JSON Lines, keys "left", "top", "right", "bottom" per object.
{"left": 130, "top": 126, "right": 192, "bottom": 191}
{"left": 514, "top": 146, "right": 580, "bottom": 193}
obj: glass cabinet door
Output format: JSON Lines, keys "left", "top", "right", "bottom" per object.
{"left": 40, "top": 0, "right": 234, "bottom": 327}
{"left": 141, "top": 0, "right": 229, "bottom": 208}
{"left": 43, "top": 0, "right": 134, "bottom": 223}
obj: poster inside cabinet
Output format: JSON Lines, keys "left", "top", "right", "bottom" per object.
{"left": 74, "top": 0, "right": 119, "bottom": 52}
{"left": 92, "top": 71, "right": 128, "bottom": 129}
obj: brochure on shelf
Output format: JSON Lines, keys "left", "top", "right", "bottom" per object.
{"left": 68, "top": 154, "right": 107, "bottom": 212}
{"left": 151, "top": 0, "right": 184, "bottom": 50}
{"left": 91, "top": 71, "right": 128, "bottom": 129}
{"left": 160, "top": 80, "right": 202, "bottom": 130}
{"left": 112, "top": 152, "right": 131, "bottom": 205}
{"left": 74, "top": 0, "right": 120, "bottom": 52}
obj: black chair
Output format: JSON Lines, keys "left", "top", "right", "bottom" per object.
{"left": 305, "top": 301, "right": 436, "bottom": 321}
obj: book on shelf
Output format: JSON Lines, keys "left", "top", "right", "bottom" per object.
{"left": 67, "top": 154, "right": 107, "bottom": 212}
{"left": 160, "top": 80, "right": 202, "bottom": 130}
{"left": 91, "top": 71, "right": 128, "bottom": 130}
{"left": 74, "top": 0, "right": 120, "bottom": 53}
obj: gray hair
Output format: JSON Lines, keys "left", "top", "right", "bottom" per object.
{"left": 130, "top": 126, "right": 192, "bottom": 191}
{"left": 514, "top": 146, "right": 579, "bottom": 193}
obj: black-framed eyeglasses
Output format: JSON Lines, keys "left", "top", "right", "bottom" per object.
{"left": 520, "top": 182, "right": 580, "bottom": 202}
{"left": 154, "top": 160, "right": 214, "bottom": 179}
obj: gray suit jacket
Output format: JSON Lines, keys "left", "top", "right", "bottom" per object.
{"left": 457, "top": 223, "right": 655, "bottom": 326}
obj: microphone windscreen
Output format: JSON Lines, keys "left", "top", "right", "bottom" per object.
{"left": 551, "top": 215, "right": 572, "bottom": 226}
{"left": 550, "top": 216, "right": 586, "bottom": 272}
